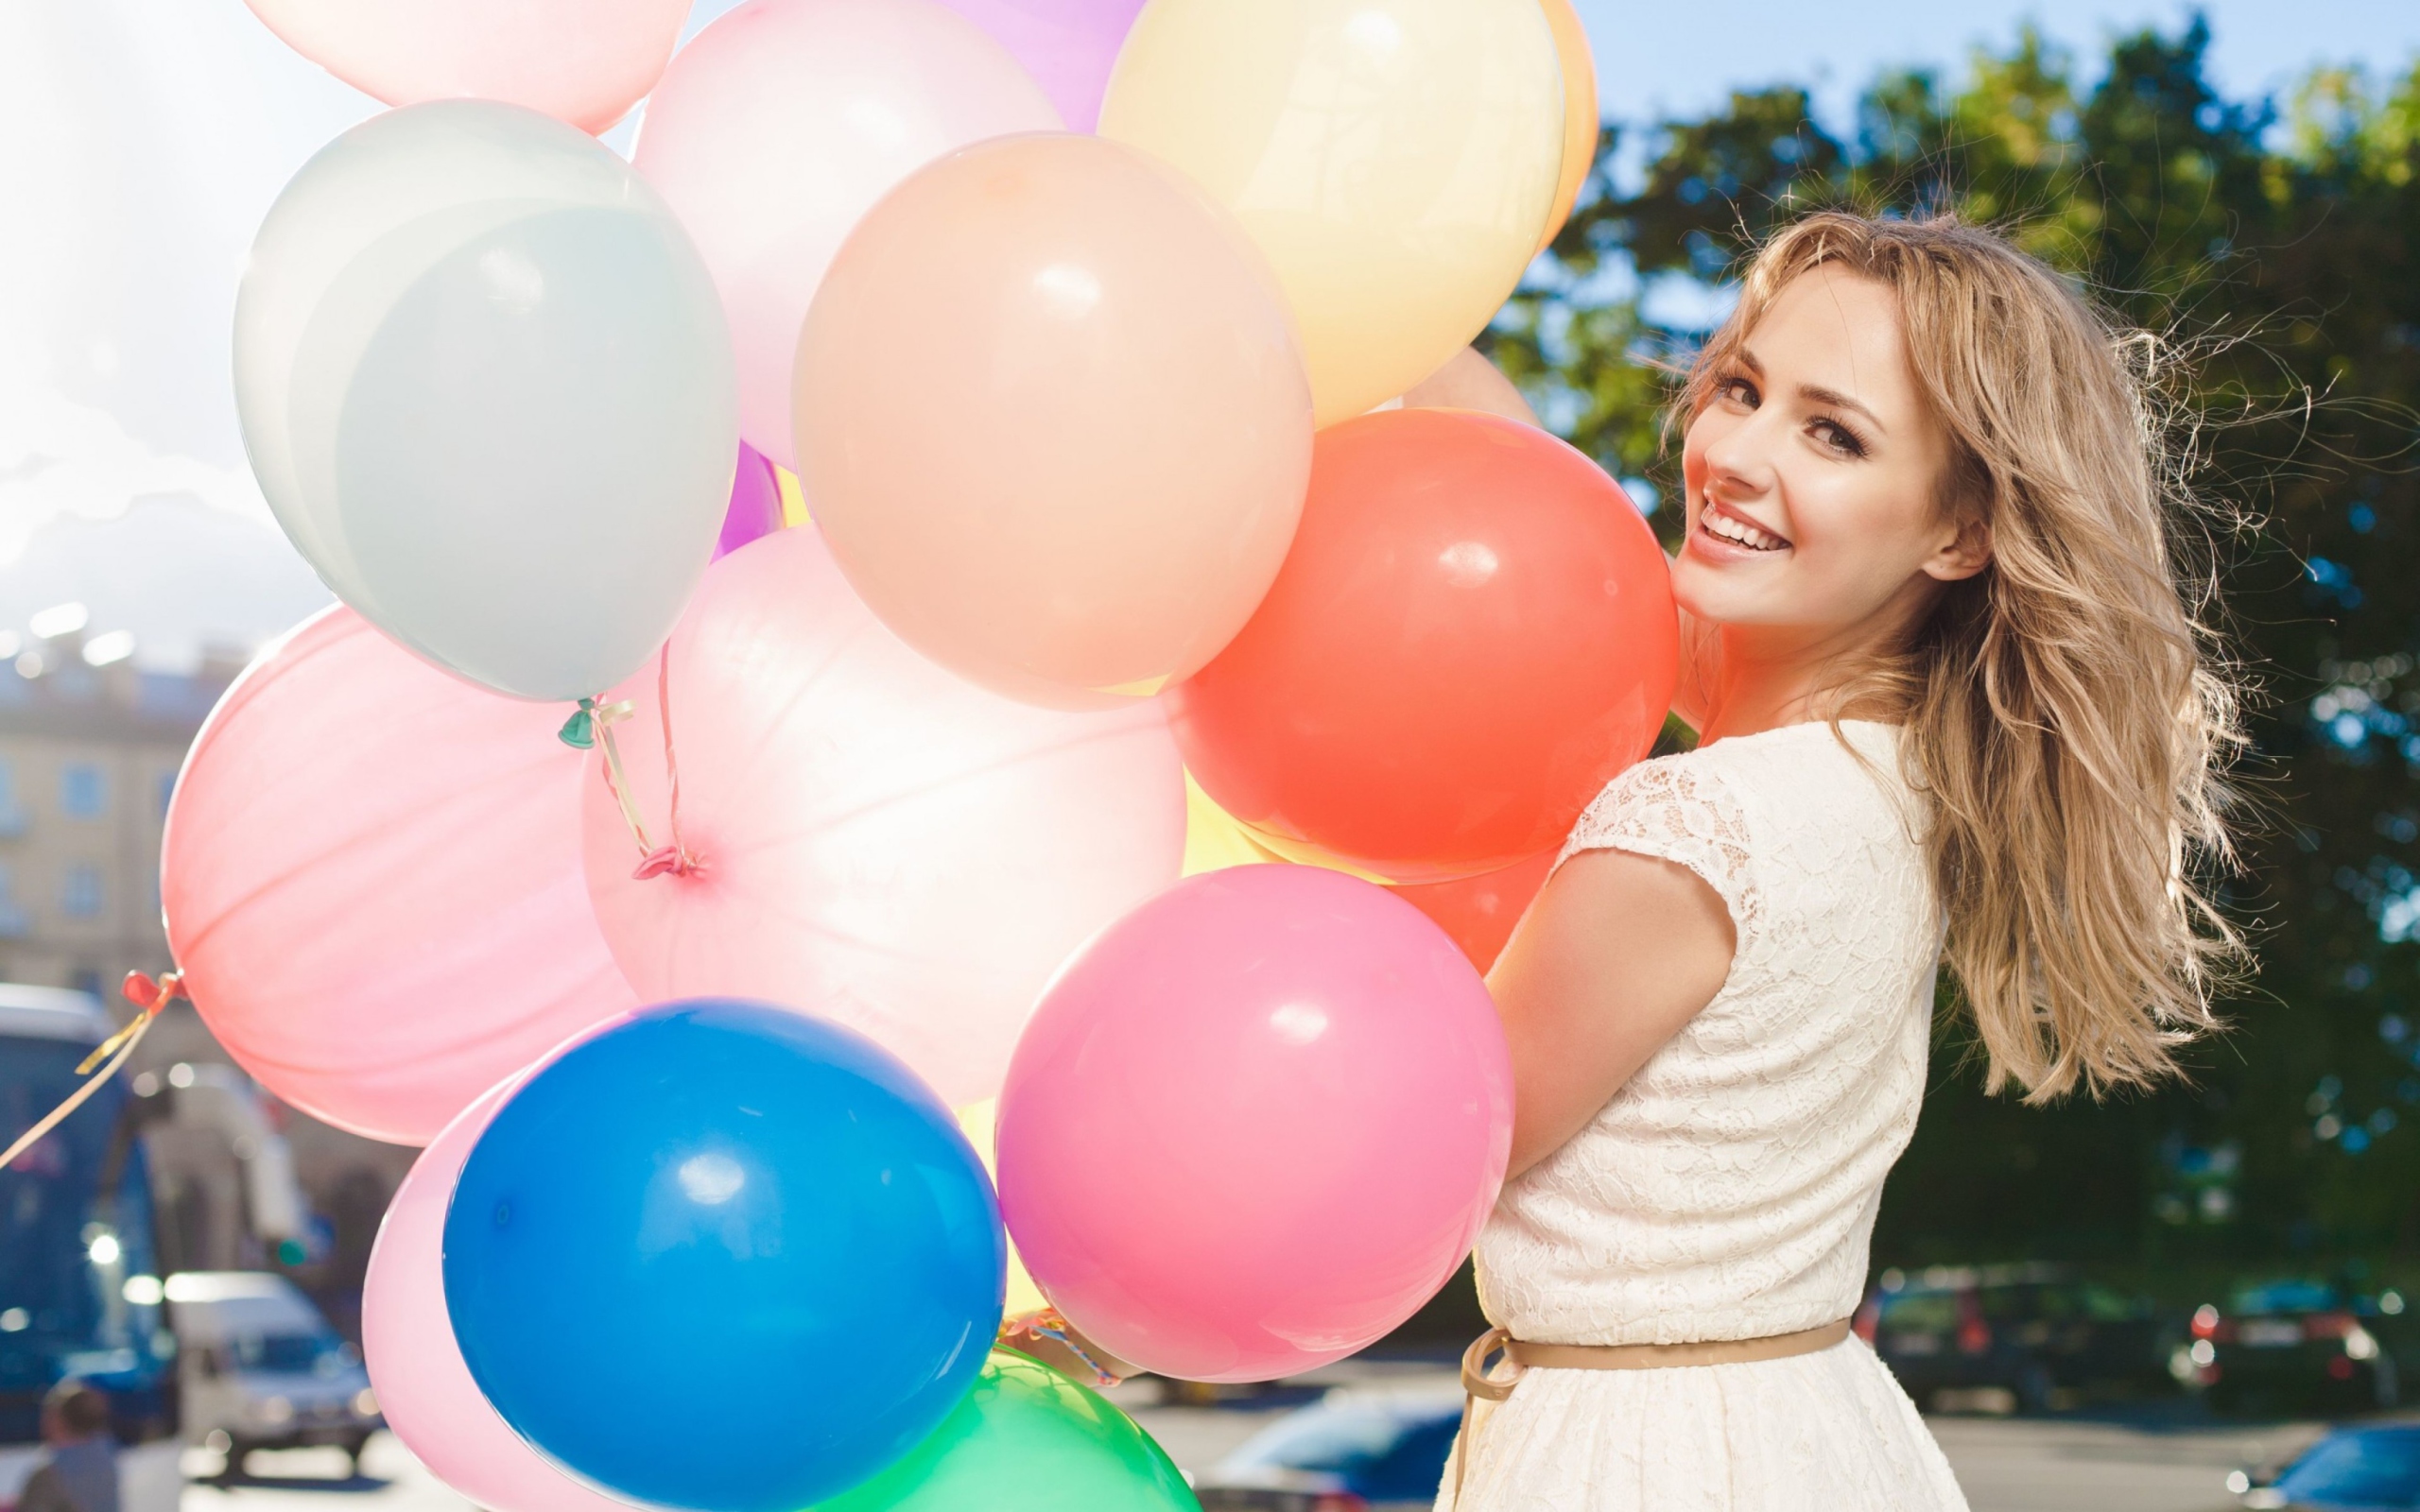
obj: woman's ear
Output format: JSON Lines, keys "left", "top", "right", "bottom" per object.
{"left": 1923, "top": 516, "right": 1994, "bottom": 583}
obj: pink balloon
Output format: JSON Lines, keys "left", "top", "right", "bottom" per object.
{"left": 363, "top": 1046, "right": 648, "bottom": 1512}
{"left": 633, "top": 0, "right": 1060, "bottom": 471}
{"left": 714, "top": 441, "right": 785, "bottom": 561}
{"left": 164, "top": 609, "right": 638, "bottom": 1144}
{"left": 581, "top": 526, "right": 1185, "bottom": 1106}
{"left": 933, "top": 0, "right": 1148, "bottom": 132}
{"left": 997, "top": 867, "right": 1512, "bottom": 1382}
{"left": 242, "top": 0, "right": 688, "bottom": 135}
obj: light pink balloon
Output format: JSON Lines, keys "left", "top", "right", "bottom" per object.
{"left": 633, "top": 0, "right": 1061, "bottom": 471}
{"left": 997, "top": 866, "right": 1513, "bottom": 1383}
{"left": 242, "top": 0, "right": 688, "bottom": 134}
{"left": 580, "top": 526, "right": 1185, "bottom": 1106}
{"left": 933, "top": 0, "right": 1148, "bottom": 133}
{"left": 363, "top": 1048, "right": 648, "bottom": 1512}
{"left": 164, "top": 609, "right": 637, "bottom": 1144}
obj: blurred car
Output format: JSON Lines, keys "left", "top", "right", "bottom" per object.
{"left": 2229, "top": 1422, "right": 2420, "bottom": 1509}
{"left": 166, "top": 1272, "right": 382, "bottom": 1476}
{"left": 1193, "top": 1386, "right": 1464, "bottom": 1512}
{"left": 1857, "top": 1263, "right": 2173, "bottom": 1413}
{"left": 2190, "top": 1280, "right": 2405, "bottom": 1418}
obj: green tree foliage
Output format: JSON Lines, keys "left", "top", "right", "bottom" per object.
{"left": 1497, "top": 21, "right": 2420, "bottom": 1271}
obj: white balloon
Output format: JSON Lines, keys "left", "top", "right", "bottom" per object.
{"left": 234, "top": 99, "right": 735, "bottom": 701}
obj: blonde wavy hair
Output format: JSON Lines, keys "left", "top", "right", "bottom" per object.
{"left": 1682, "top": 211, "right": 2247, "bottom": 1101}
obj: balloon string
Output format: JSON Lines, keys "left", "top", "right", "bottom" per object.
{"left": 0, "top": 972, "right": 180, "bottom": 1173}
{"left": 1000, "top": 1309, "right": 1121, "bottom": 1388}
{"left": 589, "top": 698, "right": 656, "bottom": 858}
{"left": 629, "top": 645, "right": 698, "bottom": 881}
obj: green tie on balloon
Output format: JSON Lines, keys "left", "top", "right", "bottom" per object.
{"left": 564, "top": 649, "right": 700, "bottom": 881}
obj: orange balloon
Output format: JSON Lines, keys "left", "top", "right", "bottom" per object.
{"left": 795, "top": 133, "right": 1313, "bottom": 709}
{"left": 1167, "top": 408, "right": 1677, "bottom": 882}
{"left": 1391, "top": 850, "right": 1555, "bottom": 973}
{"left": 1536, "top": 0, "right": 1599, "bottom": 252}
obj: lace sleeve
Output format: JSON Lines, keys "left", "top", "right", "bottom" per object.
{"left": 1554, "top": 756, "right": 1760, "bottom": 945}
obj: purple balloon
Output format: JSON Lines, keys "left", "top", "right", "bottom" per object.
{"left": 714, "top": 441, "right": 785, "bottom": 560}
{"left": 934, "top": 0, "right": 1148, "bottom": 133}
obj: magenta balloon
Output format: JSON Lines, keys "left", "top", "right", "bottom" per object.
{"left": 996, "top": 867, "right": 1512, "bottom": 1382}
{"left": 362, "top": 1041, "right": 644, "bottom": 1512}
{"left": 714, "top": 442, "right": 785, "bottom": 560}
{"left": 580, "top": 526, "right": 1186, "bottom": 1106}
{"left": 163, "top": 609, "right": 638, "bottom": 1144}
{"left": 934, "top": 0, "right": 1148, "bottom": 132}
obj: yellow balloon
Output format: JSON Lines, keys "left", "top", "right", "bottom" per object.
{"left": 1100, "top": 0, "right": 1564, "bottom": 425}
{"left": 1182, "top": 772, "right": 1389, "bottom": 883}
{"left": 1536, "top": 0, "right": 1600, "bottom": 252}
{"left": 955, "top": 1098, "right": 1049, "bottom": 1318}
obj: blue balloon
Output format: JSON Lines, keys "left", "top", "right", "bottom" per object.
{"left": 442, "top": 1001, "right": 1005, "bottom": 1512}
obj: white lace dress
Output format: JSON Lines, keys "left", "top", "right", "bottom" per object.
{"left": 1440, "top": 720, "right": 1969, "bottom": 1511}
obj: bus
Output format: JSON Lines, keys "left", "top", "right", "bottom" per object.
{"left": 0, "top": 986, "right": 182, "bottom": 1512}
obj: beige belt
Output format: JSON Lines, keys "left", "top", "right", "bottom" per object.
{"left": 1450, "top": 1319, "right": 1854, "bottom": 1504}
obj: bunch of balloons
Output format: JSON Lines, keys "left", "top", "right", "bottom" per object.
{"left": 160, "top": 0, "right": 1690, "bottom": 1506}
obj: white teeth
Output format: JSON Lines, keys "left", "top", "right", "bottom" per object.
{"left": 1704, "top": 511, "right": 1787, "bottom": 551}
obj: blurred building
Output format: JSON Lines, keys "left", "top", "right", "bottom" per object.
{"left": 0, "top": 604, "right": 415, "bottom": 1338}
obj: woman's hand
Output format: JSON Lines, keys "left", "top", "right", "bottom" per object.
{"left": 1485, "top": 848, "right": 1735, "bottom": 1179}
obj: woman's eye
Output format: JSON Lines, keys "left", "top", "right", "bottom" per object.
{"left": 1719, "top": 377, "right": 1758, "bottom": 407}
{"left": 1812, "top": 419, "right": 1868, "bottom": 458}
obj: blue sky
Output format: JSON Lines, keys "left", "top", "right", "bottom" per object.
{"left": 1573, "top": 0, "right": 2420, "bottom": 129}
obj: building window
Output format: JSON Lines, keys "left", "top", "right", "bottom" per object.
{"left": 157, "top": 769, "right": 177, "bottom": 819}
{"left": 60, "top": 764, "right": 105, "bottom": 819}
{"left": 0, "top": 865, "right": 25, "bottom": 939}
{"left": 0, "top": 760, "right": 20, "bottom": 835}
{"left": 60, "top": 864, "right": 103, "bottom": 919}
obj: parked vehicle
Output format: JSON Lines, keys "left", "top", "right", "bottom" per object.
{"left": 166, "top": 1271, "right": 380, "bottom": 1477}
{"left": 1194, "top": 1387, "right": 1464, "bottom": 1512}
{"left": 1857, "top": 1263, "right": 2173, "bottom": 1413}
{"left": 2189, "top": 1280, "right": 2406, "bottom": 1418}
{"left": 2229, "top": 1422, "right": 2420, "bottom": 1508}
{"left": 0, "top": 986, "right": 182, "bottom": 1512}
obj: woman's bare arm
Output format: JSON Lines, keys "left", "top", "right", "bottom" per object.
{"left": 1486, "top": 849, "right": 1735, "bottom": 1178}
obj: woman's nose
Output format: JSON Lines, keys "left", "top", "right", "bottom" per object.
{"left": 1701, "top": 420, "right": 1778, "bottom": 501}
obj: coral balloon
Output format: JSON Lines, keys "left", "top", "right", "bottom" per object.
{"left": 581, "top": 527, "right": 1185, "bottom": 1106}
{"left": 998, "top": 867, "right": 1512, "bottom": 1383}
{"left": 1099, "top": 0, "right": 1563, "bottom": 423}
{"left": 445, "top": 1002, "right": 1003, "bottom": 1512}
{"left": 242, "top": 0, "right": 686, "bottom": 133}
{"left": 796, "top": 132, "right": 1312, "bottom": 709}
{"left": 235, "top": 100, "right": 735, "bottom": 702}
{"left": 818, "top": 1351, "right": 1195, "bottom": 1512}
{"left": 933, "top": 0, "right": 1149, "bottom": 133}
{"left": 1536, "top": 0, "right": 1600, "bottom": 251}
{"left": 364, "top": 1055, "right": 649, "bottom": 1512}
{"left": 715, "top": 442, "right": 785, "bottom": 561}
{"left": 634, "top": 0, "right": 1059, "bottom": 471}
{"left": 162, "top": 609, "right": 637, "bottom": 1144}
{"left": 1167, "top": 408, "right": 1678, "bottom": 883}
{"left": 1392, "top": 851, "right": 1554, "bottom": 974}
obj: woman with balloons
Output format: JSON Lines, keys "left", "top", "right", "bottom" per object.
{"left": 5, "top": 0, "right": 2213, "bottom": 1508}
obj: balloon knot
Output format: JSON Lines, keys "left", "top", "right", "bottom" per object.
{"left": 558, "top": 698, "right": 598, "bottom": 750}
{"left": 631, "top": 846, "right": 701, "bottom": 882}
{"left": 121, "top": 970, "right": 182, "bottom": 1015}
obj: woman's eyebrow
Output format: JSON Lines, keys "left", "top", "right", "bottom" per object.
{"left": 1799, "top": 382, "right": 1888, "bottom": 436}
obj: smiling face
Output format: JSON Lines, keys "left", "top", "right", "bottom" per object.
{"left": 1674, "top": 265, "right": 1988, "bottom": 648}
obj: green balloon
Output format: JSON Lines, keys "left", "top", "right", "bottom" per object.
{"left": 817, "top": 1350, "right": 1200, "bottom": 1512}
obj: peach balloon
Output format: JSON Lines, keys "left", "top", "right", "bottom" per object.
{"left": 635, "top": 0, "right": 1061, "bottom": 472}
{"left": 794, "top": 132, "right": 1313, "bottom": 709}
{"left": 580, "top": 527, "right": 1187, "bottom": 1105}
{"left": 1536, "top": 0, "right": 1600, "bottom": 251}
{"left": 163, "top": 610, "right": 638, "bottom": 1145}
{"left": 242, "top": 0, "right": 687, "bottom": 134}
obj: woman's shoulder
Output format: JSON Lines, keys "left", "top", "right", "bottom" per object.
{"left": 1562, "top": 721, "right": 1912, "bottom": 876}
